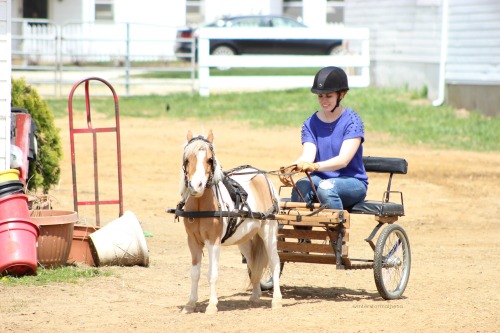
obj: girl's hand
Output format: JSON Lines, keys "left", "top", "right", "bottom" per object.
{"left": 295, "top": 161, "right": 320, "bottom": 172}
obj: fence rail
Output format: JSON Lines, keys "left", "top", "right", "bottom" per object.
{"left": 197, "top": 26, "right": 370, "bottom": 96}
{"left": 11, "top": 19, "right": 196, "bottom": 97}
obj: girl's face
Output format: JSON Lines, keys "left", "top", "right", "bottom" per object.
{"left": 317, "top": 92, "right": 339, "bottom": 112}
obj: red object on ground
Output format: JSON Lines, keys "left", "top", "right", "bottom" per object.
{"left": 12, "top": 113, "right": 32, "bottom": 184}
{"left": 0, "top": 194, "right": 31, "bottom": 220}
{"left": 67, "top": 77, "right": 124, "bottom": 226}
{"left": 0, "top": 219, "right": 39, "bottom": 276}
{"left": 0, "top": 192, "right": 38, "bottom": 276}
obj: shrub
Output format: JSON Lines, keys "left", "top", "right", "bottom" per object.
{"left": 11, "top": 77, "right": 63, "bottom": 193}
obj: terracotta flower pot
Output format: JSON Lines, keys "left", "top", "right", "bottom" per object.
{"left": 67, "top": 224, "right": 101, "bottom": 266}
{"left": 30, "top": 210, "right": 78, "bottom": 268}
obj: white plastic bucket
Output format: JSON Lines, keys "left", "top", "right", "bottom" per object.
{"left": 88, "top": 211, "right": 149, "bottom": 267}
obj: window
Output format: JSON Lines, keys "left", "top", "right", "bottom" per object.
{"left": 95, "top": 0, "right": 114, "bottom": 21}
{"left": 270, "top": 17, "right": 306, "bottom": 28}
{"left": 231, "top": 18, "right": 266, "bottom": 28}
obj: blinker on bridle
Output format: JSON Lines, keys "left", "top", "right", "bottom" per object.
{"left": 183, "top": 135, "right": 217, "bottom": 188}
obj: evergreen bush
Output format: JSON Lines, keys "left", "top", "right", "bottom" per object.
{"left": 11, "top": 77, "right": 63, "bottom": 193}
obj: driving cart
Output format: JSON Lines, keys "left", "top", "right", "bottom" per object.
{"left": 266, "top": 156, "right": 410, "bottom": 300}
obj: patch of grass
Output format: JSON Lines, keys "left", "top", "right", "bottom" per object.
{"left": 132, "top": 67, "right": 321, "bottom": 79}
{"left": 210, "top": 67, "right": 321, "bottom": 76}
{"left": 46, "top": 87, "right": 499, "bottom": 152}
{"left": 0, "top": 265, "right": 112, "bottom": 286}
{"left": 133, "top": 71, "right": 194, "bottom": 79}
{"left": 347, "top": 87, "right": 499, "bottom": 151}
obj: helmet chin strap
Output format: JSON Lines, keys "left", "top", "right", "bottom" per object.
{"left": 330, "top": 95, "right": 342, "bottom": 113}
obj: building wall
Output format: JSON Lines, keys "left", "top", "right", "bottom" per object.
{"left": 0, "top": 0, "right": 10, "bottom": 169}
{"left": 0, "top": 0, "right": 11, "bottom": 170}
{"left": 344, "top": 0, "right": 442, "bottom": 99}
{"left": 114, "top": 0, "right": 186, "bottom": 27}
{"left": 50, "top": 0, "right": 88, "bottom": 24}
{"left": 204, "top": 0, "right": 277, "bottom": 23}
{"left": 445, "top": 0, "right": 500, "bottom": 116}
{"left": 12, "top": 0, "right": 187, "bottom": 27}
{"left": 446, "top": 0, "right": 500, "bottom": 85}
{"left": 345, "top": 0, "right": 500, "bottom": 116}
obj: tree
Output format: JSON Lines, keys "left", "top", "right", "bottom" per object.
{"left": 11, "top": 77, "right": 63, "bottom": 193}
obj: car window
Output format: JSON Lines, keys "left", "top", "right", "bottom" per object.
{"left": 271, "top": 17, "right": 306, "bottom": 28}
{"left": 230, "top": 17, "right": 267, "bottom": 28}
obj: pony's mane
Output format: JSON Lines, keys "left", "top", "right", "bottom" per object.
{"left": 179, "top": 136, "right": 224, "bottom": 198}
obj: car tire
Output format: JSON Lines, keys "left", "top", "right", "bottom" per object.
{"left": 329, "top": 45, "right": 346, "bottom": 55}
{"left": 211, "top": 45, "right": 236, "bottom": 70}
{"left": 211, "top": 45, "right": 236, "bottom": 56}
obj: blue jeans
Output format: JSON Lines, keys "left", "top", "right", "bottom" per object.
{"left": 291, "top": 175, "right": 367, "bottom": 210}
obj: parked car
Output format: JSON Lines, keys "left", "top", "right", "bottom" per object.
{"left": 175, "top": 15, "right": 344, "bottom": 59}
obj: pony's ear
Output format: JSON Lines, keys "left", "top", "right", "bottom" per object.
{"left": 187, "top": 130, "right": 193, "bottom": 141}
{"left": 207, "top": 129, "right": 214, "bottom": 143}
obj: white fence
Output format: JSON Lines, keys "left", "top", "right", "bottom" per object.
{"left": 11, "top": 19, "right": 195, "bottom": 96}
{"left": 11, "top": 19, "right": 178, "bottom": 64}
{"left": 197, "top": 26, "right": 370, "bottom": 96}
{"left": 10, "top": 19, "right": 370, "bottom": 96}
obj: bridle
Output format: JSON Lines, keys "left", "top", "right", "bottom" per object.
{"left": 182, "top": 135, "right": 217, "bottom": 189}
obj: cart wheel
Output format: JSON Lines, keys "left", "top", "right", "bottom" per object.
{"left": 373, "top": 224, "right": 411, "bottom": 300}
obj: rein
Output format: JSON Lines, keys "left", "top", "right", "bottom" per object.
{"left": 226, "top": 165, "right": 293, "bottom": 178}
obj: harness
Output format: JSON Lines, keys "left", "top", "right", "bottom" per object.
{"left": 175, "top": 161, "right": 279, "bottom": 243}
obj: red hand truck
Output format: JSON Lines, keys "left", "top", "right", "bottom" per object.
{"left": 67, "top": 77, "right": 123, "bottom": 226}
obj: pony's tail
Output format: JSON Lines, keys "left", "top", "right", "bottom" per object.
{"left": 248, "top": 235, "right": 269, "bottom": 288}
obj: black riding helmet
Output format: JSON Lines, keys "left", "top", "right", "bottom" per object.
{"left": 311, "top": 66, "right": 349, "bottom": 94}
{"left": 311, "top": 66, "right": 349, "bottom": 112}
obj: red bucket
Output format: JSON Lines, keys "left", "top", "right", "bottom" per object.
{"left": 0, "top": 218, "right": 39, "bottom": 276}
{"left": 0, "top": 193, "right": 30, "bottom": 220}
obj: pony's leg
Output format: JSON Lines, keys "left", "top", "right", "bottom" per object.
{"left": 205, "top": 241, "right": 221, "bottom": 315}
{"left": 238, "top": 241, "right": 262, "bottom": 303}
{"left": 182, "top": 237, "right": 203, "bottom": 314}
{"left": 260, "top": 221, "right": 283, "bottom": 309}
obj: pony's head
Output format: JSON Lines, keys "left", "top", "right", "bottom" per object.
{"left": 180, "top": 130, "right": 223, "bottom": 198}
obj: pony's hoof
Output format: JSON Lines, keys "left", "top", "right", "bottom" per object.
{"left": 205, "top": 304, "right": 218, "bottom": 315}
{"left": 182, "top": 305, "right": 195, "bottom": 314}
{"left": 272, "top": 300, "right": 283, "bottom": 310}
{"left": 249, "top": 296, "right": 261, "bottom": 304}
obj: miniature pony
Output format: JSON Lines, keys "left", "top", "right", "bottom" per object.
{"left": 178, "top": 130, "right": 282, "bottom": 314}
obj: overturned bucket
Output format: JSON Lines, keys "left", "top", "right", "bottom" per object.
{"left": 88, "top": 211, "right": 149, "bottom": 267}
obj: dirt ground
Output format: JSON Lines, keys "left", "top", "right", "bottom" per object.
{"left": 1, "top": 115, "right": 499, "bottom": 333}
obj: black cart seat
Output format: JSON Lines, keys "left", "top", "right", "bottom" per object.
{"left": 348, "top": 156, "right": 408, "bottom": 217}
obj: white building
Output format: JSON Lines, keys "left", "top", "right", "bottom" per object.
{"left": 345, "top": 0, "right": 500, "bottom": 117}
